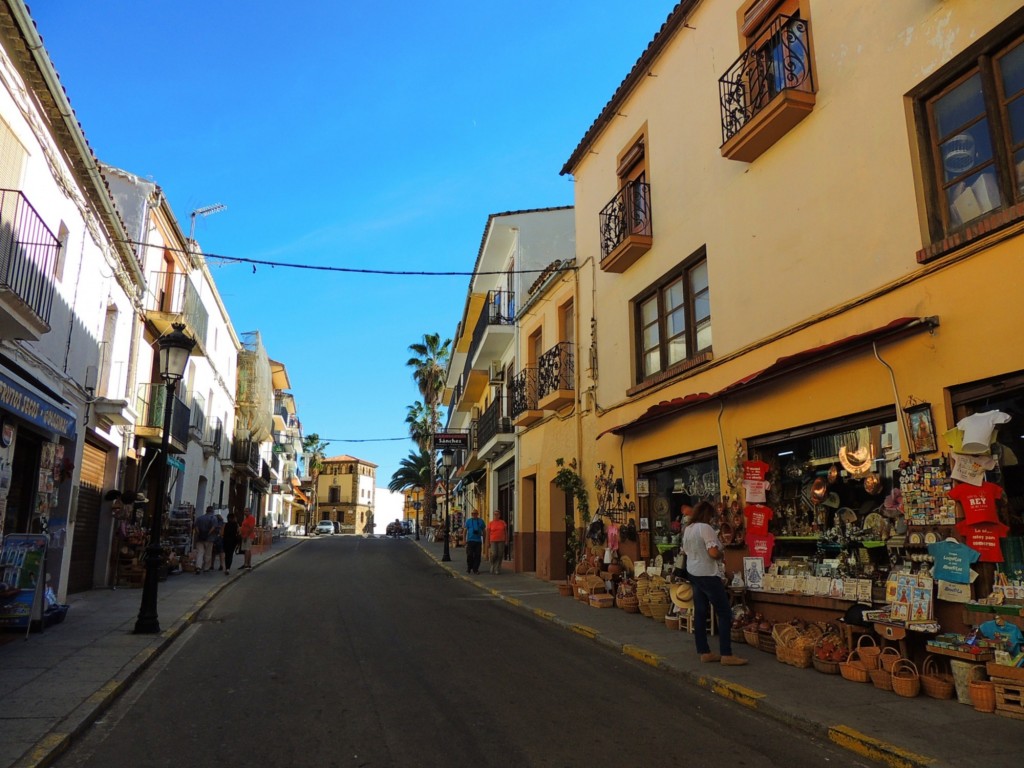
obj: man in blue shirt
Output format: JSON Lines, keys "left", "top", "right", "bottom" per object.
{"left": 464, "top": 509, "right": 486, "bottom": 575}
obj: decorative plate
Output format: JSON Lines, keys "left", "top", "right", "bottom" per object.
{"left": 908, "top": 532, "right": 923, "bottom": 545}
{"left": 924, "top": 531, "right": 938, "bottom": 544}
{"left": 863, "top": 512, "right": 882, "bottom": 532}
{"left": 654, "top": 497, "right": 669, "bottom": 517}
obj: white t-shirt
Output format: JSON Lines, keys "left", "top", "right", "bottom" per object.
{"left": 682, "top": 521, "right": 721, "bottom": 577}
{"left": 957, "top": 410, "right": 1010, "bottom": 454}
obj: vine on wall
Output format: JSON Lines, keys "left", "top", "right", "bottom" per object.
{"left": 553, "top": 457, "right": 588, "bottom": 571}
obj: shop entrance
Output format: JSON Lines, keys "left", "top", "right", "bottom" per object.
{"left": 68, "top": 442, "right": 108, "bottom": 593}
{"left": 497, "top": 461, "right": 515, "bottom": 563}
{"left": 5, "top": 428, "right": 42, "bottom": 535}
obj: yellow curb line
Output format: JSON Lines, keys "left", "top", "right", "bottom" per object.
{"left": 18, "top": 732, "right": 69, "bottom": 767}
{"left": 534, "top": 609, "right": 555, "bottom": 620}
{"left": 828, "top": 725, "right": 936, "bottom": 768}
{"left": 698, "top": 675, "right": 765, "bottom": 709}
{"left": 570, "top": 623, "right": 599, "bottom": 639}
{"left": 505, "top": 597, "right": 522, "bottom": 607}
{"left": 623, "top": 645, "right": 661, "bottom": 667}
{"left": 86, "top": 681, "right": 121, "bottom": 705}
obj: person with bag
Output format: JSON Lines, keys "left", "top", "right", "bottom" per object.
{"left": 681, "top": 500, "right": 747, "bottom": 666}
{"left": 239, "top": 509, "right": 257, "bottom": 570}
{"left": 464, "top": 509, "right": 486, "bottom": 574}
{"left": 221, "top": 511, "right": 240, "bottom": 575}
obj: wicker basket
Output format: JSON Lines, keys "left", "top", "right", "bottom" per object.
{"left": 921, "top": 655, "right": 955, "bottom": 700}
{"left": 777, "top": 642, "right": 814, "bottom": 668}
{"left": 618, "top": 595, "right": 640, "bottom": 613}
{"left": 812, "top": 656, "right": 841, "bottom": 675}
{"left": 869, "top": 667, "right": 893, "bottom": 691}
{"left": 757, "top": 632, "right": 777, "bottom": 655}
{"left": 855, "top": 634, "right": 881, "bottom": 670}
{"left": 743, "top": 626, "right": 761, "bottom": 647}
{"left": 879, "top": 646, "right": 902, "bottom": 673}
{"left": 772, "top": 623, "right": 801, "bottom": 649}
{"left": 840, "top": 650, "right": 871, "bottom": 683}
{"left": 731, "top": 627, "right": 746, "bottom": 644}
{"left": 969, "top": 680, "right": 996, "bottom": 713}
{"left": 891, "top": 659, "right": 921, "bottom": 698}
{"left": 649, "top": 599, "right": 670, "bottom": 621}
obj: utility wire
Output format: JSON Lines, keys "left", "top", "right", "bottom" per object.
{"left": 120, "top": 239, "right": 576, "bottom": 277}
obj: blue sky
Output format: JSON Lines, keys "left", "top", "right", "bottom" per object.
{"left": 30, "top": 1, "right": 676, "bottom": 483}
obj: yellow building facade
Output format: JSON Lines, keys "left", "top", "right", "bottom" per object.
{"left": 560, "top": 0, "right": 1024, "bottom": 598}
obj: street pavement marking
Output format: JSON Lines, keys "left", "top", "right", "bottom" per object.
{"left": 87, "top": 681, "right": 121, "bottom": 705}
{"left": 505, "top": 597, "right": 522, "bottom": 607}
{"left": 623, "top": 645, "right": 662, "bottom": 667}
{"left": 699, "top": 676, "right": 765, "bottom": 709}
{"left": 534, "top": 609, "right": 555, "bottom": 620}
{"left": 19, "top": 732, "right": 68, "bottom": 767}
{"left": 570, "top": 623, "right": 599, "bottom": 639}
{"left": 828, "top": 725, "right": 936, "bottom": 768}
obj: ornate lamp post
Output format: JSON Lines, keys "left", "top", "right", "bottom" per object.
{"left": 135, "top": 323, "right": 196, "bottom": 635}
{"left": 412, "top": 486, "right": 422, "bottom": 541}
{"left": 441, "top": 449, "right": 453, "bottom": 562}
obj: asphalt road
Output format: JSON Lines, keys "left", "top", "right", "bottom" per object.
{"left": 56, "top": 536, "right": 866, "bottom": 768}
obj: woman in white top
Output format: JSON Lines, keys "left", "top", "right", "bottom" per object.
{"left": 681, "top": 501, "right": 747, "bottom": 666}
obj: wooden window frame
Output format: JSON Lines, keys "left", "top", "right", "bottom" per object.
{"left": 632, "top": 248, "right": 712, "bottom": 386}
{"left": 912, "top": 19, "right": 1024, "bottom": 260}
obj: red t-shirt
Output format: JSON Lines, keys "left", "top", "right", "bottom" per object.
{"left": 487, "top": 519, "right": 507, "bottom": 544}
{"left": 743, "top": 460, "right": 770, "bottom": 482}
{"left": 744, "top": 504, "right": 773, "bottom": 535}
{"left": 746, "top": 533, "right": 775, "bottom": 567}
{"left": 955, "top": 520, "right": 1008, "bottom": 563}
{"left": 948, "top": 481, "right": 1002, "bottom": 525}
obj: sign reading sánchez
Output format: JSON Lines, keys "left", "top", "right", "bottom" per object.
{"left": 433, "top": 432, "right": 469, "bottom": 449}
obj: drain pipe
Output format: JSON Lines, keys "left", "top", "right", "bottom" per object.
{"left": 872, "top": 341, "right": 908, "bottom": 457}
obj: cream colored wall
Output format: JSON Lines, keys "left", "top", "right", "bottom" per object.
{"left": 571, "top": 0, "right": 1023, "bottom": 421}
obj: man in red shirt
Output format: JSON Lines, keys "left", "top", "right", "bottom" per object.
{"left": 486, "top": 510, "right": 508, "bottom": 574}
{"left": 239, "top": 509, "right": 257, "bottom": 570}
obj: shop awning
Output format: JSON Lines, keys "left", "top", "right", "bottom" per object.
{"left": 599, "top": 316, "right": 938, "bottom": 438}
{"left": 290, "top": 476, "right": 310, "bottom": 504}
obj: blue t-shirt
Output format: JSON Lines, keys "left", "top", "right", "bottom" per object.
{"left": 927, "top": 539, "right": 979, "bottom": 584}
{"left": 979, "top": 620, "right": 1024, "bottom": 655}
{"left": 465, "top": 516, "right": 486, "bottom": 542}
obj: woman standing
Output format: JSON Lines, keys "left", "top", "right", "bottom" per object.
{"left": 681, "top": 501, "right": 747, "bottom": 666}
{"left": 221, "top": 511, "right": 240, "bottom": 575}
{"left": 239, "top": 509, "right": 257, "bottom": 570}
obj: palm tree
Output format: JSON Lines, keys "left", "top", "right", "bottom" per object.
{"left": 406, "top": 332, "right": 451, "bottom": 523}
{"left": 405, "top": 401, "right": 431, "bottom": 451}
{"left": 302, "top": 433, "right": 329, "bottom": 535}
{"left": 388, "top": 449, "right": 431, "bottom": 493}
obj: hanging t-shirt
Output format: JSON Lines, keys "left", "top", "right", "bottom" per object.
{"left": 957, "top": 410, "right": 1011, "bottom": 454}
{"left": 950, "top": 453, "right": 997, "bottom": 487}
{"left": 743, "top": 504, "right": 773, "bottom": 535}
{"left": 743, "top": 460, "right": 770, "bottom": 504}
{"left": 927, "top": 538, "right": 979, "bottom": 584}
{"left": 606, "top": 523, "right": 620, "bottom": 551}
{"left": 978, "top": 620, "right": 1024, "bottom": 655}
{"left": 746, "top": 533, "right": 775, "bottom": 567}
{"left": 948, "top": 482, "right": 1003, "bottom": 525}
{"left": 955, "top": 520, "right": 1009, "bottom": 563}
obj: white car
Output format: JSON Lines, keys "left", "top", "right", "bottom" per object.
{"left": 314, "top": 521, "right": 335, "bottom": 536}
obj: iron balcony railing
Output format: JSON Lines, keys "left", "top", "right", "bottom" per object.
{"left": 136, "top": 383, "right": 190, "bottom": 446}
{"left": 539, "top": 342, "right": 574, "bottom": 399}
{"left": 719, "top": 14, "right": 813, "bottom": 145}
{"left": 189, "top": 393, "right": 206, "bottom": 438}
{"left": 460, "top": 289, "right": 516, "bottom": 388}
{"left": 261, "top": 460, "right": 271, "bottom": 483}
{"left": 477, "top": 394, "right": 513, "bottom": 448}
{"left": 147, "top": 271, "right": 209, "bottom": 347}
{"left": 599, "top": 180, "right": 652, "bottom": 260}
{"left": 510, "top": 367, "right": 539, "bottom": 418}
{"left": 0, "top": 189, "right": 60, "bottom": 325}
{"left": 232, "top": 438, "right": 260, "bottom": 476}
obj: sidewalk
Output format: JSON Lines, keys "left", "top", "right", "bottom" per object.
{"left": 415, "top": 537, "right": 1023, "bottom": 768}
{"left": 0, "top": 535, "right": 304, "bottom": 768}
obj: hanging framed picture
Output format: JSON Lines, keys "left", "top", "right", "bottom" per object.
{"left": 904, "top": 402, "right": 937, "bottom": 455}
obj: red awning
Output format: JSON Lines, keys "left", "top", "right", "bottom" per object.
{"left": 599, "top": 316, "right": 937, "bottom": 438}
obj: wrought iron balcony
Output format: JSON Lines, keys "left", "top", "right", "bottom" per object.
{"left": 135, "top": 383, "right": 190, "bottom": 451}
{"left": 145, "top": 271, "right": 209, "bottom": 350}
{"left": 261, "top": 459, "right": 271, "bottom": 483}
{"left": 599, "top": 180, "right": 652, "bottom": 272}
{"left": 202, "top": 417, "right": 223, "bottom": 458}
{"left": 232, "top": 438, "right": 260, "bottom": 476}
{"left": 511, "top": 367, "right": 543, "bottom": 428}
{"left": 0, "top": 189, "right": 60, "bottom": 340}
{"left": 476, "top": 394, "right": 513, "bottom": 462}
{"left": 188, "top": 394, "right": 206, "bottom": 441}
{"left": 538, "top": 341, "right": 574, "bottom": 411}
{"left": 719, "top": 14, "right": 815, "bottom": 162}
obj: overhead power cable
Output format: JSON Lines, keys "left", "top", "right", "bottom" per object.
{"left": 120, "top": 239, "right": 576, "bottom": 277}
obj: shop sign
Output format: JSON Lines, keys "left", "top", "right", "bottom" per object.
{"left": 0, "top": 371, "right": 76, "bottom": 439}
{"left": 167, "top": 455, "right": 186, "bottom": 471}
{"left": 0, "top": 534, "right": 47, "bottom": 631}
{"left": 434, "top": 432, "right": 469, "bottom": 449}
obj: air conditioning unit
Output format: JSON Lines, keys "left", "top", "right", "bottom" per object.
{"left": 489, "top": 361, "right": 504, "bottom": 384}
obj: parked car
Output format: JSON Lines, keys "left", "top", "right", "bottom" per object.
{"left": 314, "top": 520, "right": 335, "bottom": 536}
{"left": 332, "top": 520, "right": 341, "bottom": 534}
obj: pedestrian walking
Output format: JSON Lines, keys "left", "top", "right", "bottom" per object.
{"left": 193, "top": 506, "right": 219, "bottom": 574}
{"left": 464, "top": 509, "right": 485, "bottom": 574}
{"left": 681, "top": 500, "right": 747, "bottom": 666}
{"left": 221, "top": 511, "right": 239, "bottom": 574}
{"left": 239, "top": 509, "right": 257, "bottom": 570}
{"left": 486, "top": 510, "right": 507, "bottom": 574}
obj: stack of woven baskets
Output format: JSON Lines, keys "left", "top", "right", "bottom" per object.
{"left": 644, "top": 575, "right": 671, "bottom": 621}
{"left": 839, "top": 636, "right": 881, "bottom": 684}
{"left": 773, "top": 622, "right": 825, "bottom": 668}
{"left": 616, "top": 580, "right": 639, "bottom": 613}
{"left": 635, "top": 573, "right": 651, "bottom": 616}
{"left": 921, "top": 655, "right": 955, "bottom": 700}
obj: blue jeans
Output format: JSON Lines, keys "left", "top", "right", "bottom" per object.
{"left": 688, "top": 574, "right": 733, "bottom": 656}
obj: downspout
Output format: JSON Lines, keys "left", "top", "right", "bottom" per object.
{"left": 872, "top": 341, "right": 909, "bottom": 458}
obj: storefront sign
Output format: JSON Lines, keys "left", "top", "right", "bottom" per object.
{"left": 434, "top": 432, "right": 469, "bottom": 449}
{"left": 0, "top": 371, "right": 75, "bottom": 439}
{"left": 167, "top": 455, "right": 186, "bottom": 471}
{"left": 0, "top": 534, "right": 47, "bottom": 631}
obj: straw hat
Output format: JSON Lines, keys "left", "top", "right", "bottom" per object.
{"left": 670, "top": 582, "right": 694, "bottom": 610}
{"left": 839, "top": 445, "right": 875, "bottom": 477}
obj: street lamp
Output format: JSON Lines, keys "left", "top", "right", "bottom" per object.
{"left": 441, "top": 449, "right": 454, "bottom": 562}
{"left": 412, "top": 486, "right": 422, "bottom": 541}
{"left": 134, "top": 323, "right": 196, "bottom": 634}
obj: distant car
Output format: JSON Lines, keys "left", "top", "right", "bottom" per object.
{"left": 314, "top": 521, "right": 334, "bottom": 536}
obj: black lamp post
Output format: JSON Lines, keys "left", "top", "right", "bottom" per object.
{"left": 413, "top": 487, "right": 422, "bottom": 541}
{"left": 135, "top": 323, "right": 196, "bottom": 635}
{"left": 441, "top": 449, "right": 453, "bottom": 562}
